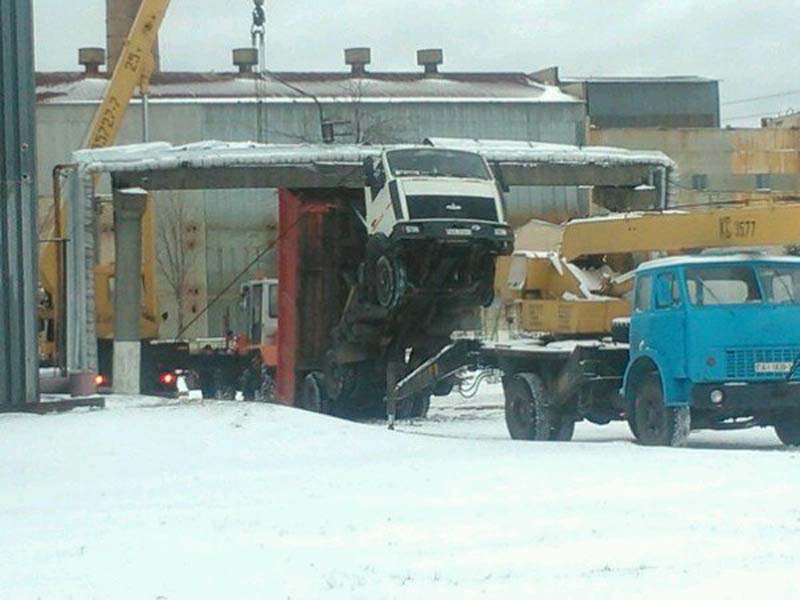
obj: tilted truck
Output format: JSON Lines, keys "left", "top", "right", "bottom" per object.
{"left": 299, "top": 145, "right": 514, "bottom": 419}
{"left": 392, "top": 200, "right": 800, "bottom": 446}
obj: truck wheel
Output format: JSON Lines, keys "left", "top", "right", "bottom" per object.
{"left": 774, "top": 413, "right": 800, "bottom": 446}
{"left": 409, "top": 394, "right": 431, "bottom": 418}
{"left": 375, "top": 255, "right": 406, "bottom": 309}
{"left": 503, "top": 373, "right": 552, "bottom": 441}
{"left": 299, "top": 372, "right": 330, "bottom": 415}
{"left": 549, "top": 415, "right": 576, "bottom": 441}
{"left": 633, "top": 375, "right": 690, "bottom": 447}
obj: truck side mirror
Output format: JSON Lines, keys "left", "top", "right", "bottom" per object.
{"left": 364, "top": 158, "right": 376, "bottom": 188}
{"left": 364, "top": 157, "right": 385, "bottom": 196}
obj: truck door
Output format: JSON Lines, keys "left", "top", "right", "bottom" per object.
{"left": 249, "top": 283, "right": 264, "bottom": 344}
{"left": 262, "top": 282, "right": 279, "bottom": 341}
{"left": 649, "top": 270, "right": 688, "bottom": 382}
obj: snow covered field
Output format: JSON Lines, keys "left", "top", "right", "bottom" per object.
{"left": 2, "top": 387, "right": 799, "bottom": 599}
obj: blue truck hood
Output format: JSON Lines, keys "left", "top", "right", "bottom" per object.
{"left": 686, "top": 304, "right": 800, "bottom": 382}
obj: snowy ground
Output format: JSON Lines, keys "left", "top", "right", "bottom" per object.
{"left": 1, "top": 386, "right": 799, "bottom": 599}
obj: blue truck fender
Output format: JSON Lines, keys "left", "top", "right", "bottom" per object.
{"left": 623, "top": 350, "right": 690, "bottom": 408}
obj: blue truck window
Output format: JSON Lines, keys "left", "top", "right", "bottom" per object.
{"left": 635, "top": 275, "right": 652, "bottom": 312}
{"left": 655, "top": 272, "right": 680, "bottom": 309}
{"left": 758, "top": 265, "right": 800, "bottom": 304}
{"left": 685, "top": 266, "right": 762, "bottom": 306}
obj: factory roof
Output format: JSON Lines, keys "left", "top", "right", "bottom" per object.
{"left": 560, "top": 75, "right": 717, "bottom": 84}
{"left": 36, "top": 71, "right": 581, "bottom": 105}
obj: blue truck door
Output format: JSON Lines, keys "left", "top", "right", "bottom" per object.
{"left": 648, "top": 270, "right": 689, "bottom": 400}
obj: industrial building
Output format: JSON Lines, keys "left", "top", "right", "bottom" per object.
{"left": 531, "top": 66, "right": 721, "bottom": 128}
{"left": 36, "top": 47, "right": 588, "bottom": 337}
{"left": 529, "top": 66, "right": 799, "bottom": 207}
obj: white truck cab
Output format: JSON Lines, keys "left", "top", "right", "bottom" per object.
{"left": 362, "top": 147, "right": 514, "bottom": 309}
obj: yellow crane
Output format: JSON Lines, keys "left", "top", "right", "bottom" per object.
{"left": 40, "top": 0, "right": 170, "bottom": 366}
{"left": 502, "top": 198, "right": 800, "bottom": 336}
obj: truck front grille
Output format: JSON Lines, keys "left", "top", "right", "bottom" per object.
{"left": 725, "top": 347, "right": 800, "bottom": 380}
{"left": 405, "top": 195, "right": 499, "bottom": 222}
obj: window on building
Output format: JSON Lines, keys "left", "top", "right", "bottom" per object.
{"left": 692, "top": 174, "right": 709, "bottom": 191}
{"left": 756, "top": 174, "right": 772, "bottom": 191}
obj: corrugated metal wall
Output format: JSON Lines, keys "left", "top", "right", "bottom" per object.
{"left": 585, "top": 81, "right": 720, "bottom": 128}
{"left": 37, "top": 98, "right": 586, "bottom": 335}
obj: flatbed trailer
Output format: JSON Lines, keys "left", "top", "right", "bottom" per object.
{"left": 391, "top": 337, "right": 629, "bottom": 439}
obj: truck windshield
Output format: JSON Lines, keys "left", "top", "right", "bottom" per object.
{"left": 386, "top": 149, "right": 491, "bottom": 180}
{"left": 757, "top": 265, "right": 800, "bottom": 304}
{"left": 685, "top": 266, "right": 762, "bottom": 306}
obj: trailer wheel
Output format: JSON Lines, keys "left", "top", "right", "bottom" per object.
{"left": 504, "top": 373, "right": 553, "bottom": 441}
{"left": 774, "top": 412, "right": 800, "bottom": 446}
{"left": 633, "top": 374, "right": 690, "bottom": 447}
{"left": 299, "top": 372, "right": 330, "bottom": 415}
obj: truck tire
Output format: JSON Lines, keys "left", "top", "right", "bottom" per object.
{"left": 503, "top": 373, "right": 553, "bottom": 441}
{"left": 633, "top": 375, "right": 690, "bottom": 447}
{"left": 375, "top": 255, "right": 407, "bottom": 310}
{"left": 774, "top": 413, "right": 800, "bottom": 446}
{"left": 611, "top": 318, "right": 630, "bottom": 344}
{"left": 549, "top": 415, "right": 576, "bottom": 441}
{"left": 299, "top": 372, "right": 330, "bottom": 415}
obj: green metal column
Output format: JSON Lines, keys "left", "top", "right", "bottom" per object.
{"left": 0, "top": 0, "right": 40, "bottom": 406}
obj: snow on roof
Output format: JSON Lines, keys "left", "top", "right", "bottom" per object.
{"left": 36, "top": 71, "right": 581, "bottom": 105}
{"left": 426, "top": 137, "right": 676, "bottom": 170}
{"left": 74, "top": 140, "right": 384, "bottom": 174}
{"left": 638, "top": 253, "right": 800, "bottom": 271}
{"left": 74, "top": 138, "right": 677, "bottom": 177}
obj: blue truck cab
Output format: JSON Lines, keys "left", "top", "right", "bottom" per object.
{"left": 623, "top": 253, "right": 800, "bottom": 447}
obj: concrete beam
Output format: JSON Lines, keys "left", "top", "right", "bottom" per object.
{"left": 112, "top": 188, "right": 147, "bottom": 395}
{"left": 498, "top": 162, "right": 655, "bottom": 188}
{"left": 113, "top": 162, "right": 656, "bottom": 193}
{"left": 115, "top": 164, "right": 366, "bottom": 192}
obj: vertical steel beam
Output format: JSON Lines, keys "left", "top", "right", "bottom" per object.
{"left": 276, "top": 189, "right": 301, "bottom": 405}
{"left": 0, "top": 0, "right": 39, "bottom": 406}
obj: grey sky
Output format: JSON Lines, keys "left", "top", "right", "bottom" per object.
{"left": 33, "top": 0, "right": 800, "bottom": 126}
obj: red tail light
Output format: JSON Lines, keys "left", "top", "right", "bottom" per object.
{"left": 94, "top": 374, "right": 107, "bottom": 387}
{"left": 160, "top": 372, "right": 176, "bottom": 386}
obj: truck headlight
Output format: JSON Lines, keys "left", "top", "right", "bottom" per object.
{"left": 494, "top": 228, "right": 509, "bottom": 237}
{"left": 710, "top": 390, "right": 724, "bottom": 405}
{"left": 405, "top": 225, "right": 421, "bottom": 234}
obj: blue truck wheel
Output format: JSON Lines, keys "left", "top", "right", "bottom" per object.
{"left": 775, "top": 414, "right": 800, "bottom": 446}
{"left": 633, "top": 375, "right": 690, "bottom": 447}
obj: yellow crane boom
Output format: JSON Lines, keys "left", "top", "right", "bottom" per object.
{"left": 84, "top": 0, "right": 170, "bottom": 148}
{"left": 503, "top": 200, "right": 800, "bottom": 336}
{"left": 41, "top": 0, "right": 170, "bottom": 366}
{"left": 561, "top": 200, "right": 800, "bottom": 262}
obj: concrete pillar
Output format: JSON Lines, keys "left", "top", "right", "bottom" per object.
{"left": 112, "top": 188, "right": 147, "bottom": 395}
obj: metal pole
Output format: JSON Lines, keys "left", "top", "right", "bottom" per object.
{"left": 142, "top": 92, "right": 150, "bottom": 143}
{"left": 0, "top": 0, "right": 40, "bottom": 406}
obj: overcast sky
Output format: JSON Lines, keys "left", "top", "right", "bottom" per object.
{"left": 33, "top": 0, "right": 800, "bottom": 126}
